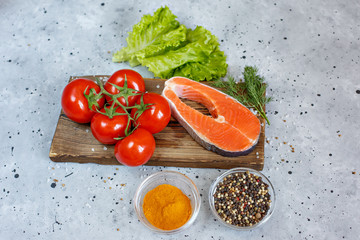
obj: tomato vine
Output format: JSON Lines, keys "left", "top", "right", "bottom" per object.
{"left": 84, "top": 75, "right": 153, "bottom": 140}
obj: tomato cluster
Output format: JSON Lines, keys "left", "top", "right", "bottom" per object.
{"left": 61, "top": 69, "right": 171, "bottom": 166}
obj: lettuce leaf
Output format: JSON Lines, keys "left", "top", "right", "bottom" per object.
{"left": 139, "top": 41, "right": 210, "bottom": 79}
{"left": 112, "top": 6, "right": 227, "bottom": 81}
{"left": 170, "top": 27, "right": 227, "bottom": 81}
{"left": 173, "top": 46, "right": 227, "bottom": 81}
{"left": 112, "top": 6, "right": 186, "bottom": 66}
{"left": 139, "top": 26, "right": 226, "bottom": 80}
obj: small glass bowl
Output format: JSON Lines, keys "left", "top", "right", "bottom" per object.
{"left": 209, "top": 167, "right": 276, "bottom": 230}
{"left": 134, "top": 171, "right": 201, "bottom": 234}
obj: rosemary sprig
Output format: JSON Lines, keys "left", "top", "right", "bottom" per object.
{"left": 212, "top": 66, "right": 272, "bottom": 125}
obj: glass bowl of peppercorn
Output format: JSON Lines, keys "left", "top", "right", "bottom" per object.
{"left": 134, "top": 171, "right": 201, "bottom": 234}
{"left": 209, "top": 167, "right": 276, "bottom": 230}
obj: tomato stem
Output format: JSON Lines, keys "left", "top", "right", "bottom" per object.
{"left": 83, "top": 85, "right": 103, "bottom": 111}
{"left": 90, "top": 76, "right": 153, "bottom": 142}
{"left": 132, "top": 94, "right": 154, "bottom": 121}
{"left": 107, "top": 75, "right": 142, "bottom": 107}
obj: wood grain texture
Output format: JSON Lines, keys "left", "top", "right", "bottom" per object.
{"left": 49, "top": 76, "right": 265, "bottom": 170}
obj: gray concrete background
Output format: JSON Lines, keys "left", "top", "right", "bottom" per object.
{"left": 0, "top": 0, "right": 359, "bottom": 239}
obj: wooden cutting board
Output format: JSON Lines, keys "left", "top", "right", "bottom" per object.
{"left": 49, "top": 76, "right": 265, "bottom": 170}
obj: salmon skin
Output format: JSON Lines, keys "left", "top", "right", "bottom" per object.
{"left": 162, "top": 77, "right": 261, "bottom": 157}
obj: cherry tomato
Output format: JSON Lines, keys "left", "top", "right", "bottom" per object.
{"left": 114, "top": 128, "right": 155, "bottom": 167}
{"left": 61, "top": 78, "right": 105, "bottom": 123}
{"left": 131, "top": 93, "right": 171, "bottom": 134}
{"left": 104, "top": 69, "right": 145, "bottom": 107}
{"left": 90, "top": 106, "right": 129, "bottom": 145}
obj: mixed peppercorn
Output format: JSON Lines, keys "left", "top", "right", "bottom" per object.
{"left": 213, "top": 171, "right": 271, "bottom": 227}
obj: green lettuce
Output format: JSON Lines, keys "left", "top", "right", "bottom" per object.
{"left": 169, "top": 26, "right": 227, "bottom": 81}
{"left": 112, "top": 6, "right": 186, "bottom": 66}
{"left": 112, "top": 6, "right": 227, "bottom": 81}
{"left": 173, "top": 46, "right": 227, "bottom": 81}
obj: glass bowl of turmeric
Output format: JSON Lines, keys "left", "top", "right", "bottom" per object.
{"left": 134, "top": 171, "right": 201, "bottom": 234}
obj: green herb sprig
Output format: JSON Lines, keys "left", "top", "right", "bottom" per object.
{"left": 213, "top": 66, "right": 272, "bottom": 125}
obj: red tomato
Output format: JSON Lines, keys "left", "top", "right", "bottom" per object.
{"left": 90, "top": 106, "right": 129, "bottom": 145}
{"left": 131, "top": 93, "right": 171, "bottom": 134}
{"left": 104, "top": 69, "right": 145, "bottom": 107}
{"left": 114, "top": 128, "right": 155, "bottom": 167}
{"left": 61, "top": 78, "right": 105, "bottom": 123}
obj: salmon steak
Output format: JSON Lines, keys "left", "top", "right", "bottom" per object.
{"left": 162, "top": 77, "right": 261, "bottom": 157}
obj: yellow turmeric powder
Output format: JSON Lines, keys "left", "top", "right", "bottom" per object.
{"left": 142, "top": 184, "right": 192, "bottom": 230}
